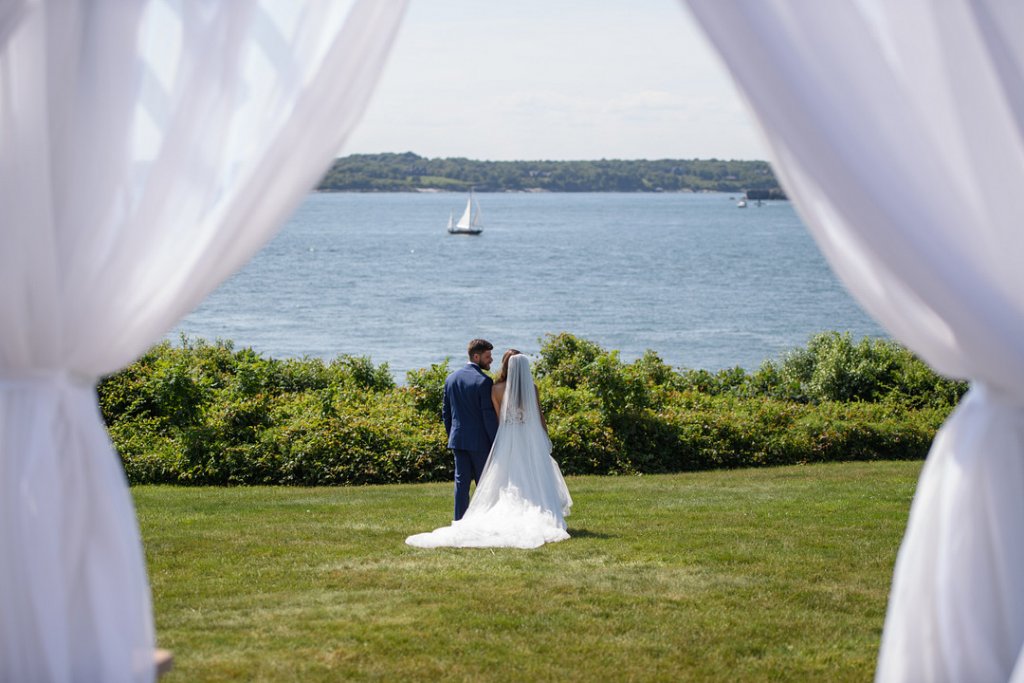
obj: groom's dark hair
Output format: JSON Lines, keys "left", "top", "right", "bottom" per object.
{"left": 467, "top": 339, "right": 493, "bottom": 358}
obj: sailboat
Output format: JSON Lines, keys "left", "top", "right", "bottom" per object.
{"left": 447, "top": 190, "right": 483, "bottom": 235}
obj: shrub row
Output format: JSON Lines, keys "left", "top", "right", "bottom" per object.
{"left": 99, "top": 333, "right": 966, "bottom": 485}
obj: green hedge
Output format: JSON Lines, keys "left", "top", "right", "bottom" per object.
{"left": 99, "top": 333, "right": 966, "bottom": 485}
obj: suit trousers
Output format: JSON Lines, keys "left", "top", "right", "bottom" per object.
{"left": 452, "top": 448, "right": 490, "bottom": 521}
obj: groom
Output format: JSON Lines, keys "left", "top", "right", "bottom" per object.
{"left": 443, "top": 338, "right": 499, "bottom": 520}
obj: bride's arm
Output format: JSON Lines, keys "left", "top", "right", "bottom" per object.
{"left": 535, "top": 385, "right": 548, "bottom": 434}
{"left": 491, "top": 384, "right": 502, "bottom": 418}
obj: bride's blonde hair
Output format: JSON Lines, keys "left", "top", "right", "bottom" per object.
{"left": 497, "top": 349, "right": 521, "bottom": 383}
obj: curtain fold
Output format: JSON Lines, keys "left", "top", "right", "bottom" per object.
{"left": 682, "top": 1, "right": 1024, "bottom": 681}
{"left": 0, "top": 1, "right": 407, "bottom": 680}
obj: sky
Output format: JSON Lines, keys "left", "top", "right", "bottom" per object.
{"left": 342, "top": 0, "right": 770, "bottom": 162}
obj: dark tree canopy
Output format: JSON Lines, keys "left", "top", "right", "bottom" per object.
{"left": 318, "top": 152, "right": 785, "bottom": 195}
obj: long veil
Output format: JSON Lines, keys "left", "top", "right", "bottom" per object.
{"left": 406, "top": 354, "right": 572, "bottom": 549}
{"left": 465, "top": 354, "right": 572, "bottom": 521}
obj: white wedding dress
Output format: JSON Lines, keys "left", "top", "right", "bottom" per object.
{"left": 407, "top": 355, "right": 573, "bottom": 549}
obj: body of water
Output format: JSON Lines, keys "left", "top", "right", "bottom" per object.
{"left": 172, "top": 192, "right": 886, "bottom": 377}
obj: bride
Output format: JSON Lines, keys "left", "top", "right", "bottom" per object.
{"left": 406, "top": 351, "right": 573, "bottom": 549}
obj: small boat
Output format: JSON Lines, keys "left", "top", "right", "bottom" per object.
{"left": 736, "top": 199, "right": 747, "bottom": 208}
{"left": 447, "top": 191, "right": 483, "bottom": 235}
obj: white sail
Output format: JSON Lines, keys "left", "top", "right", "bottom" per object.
{"left": 448, "top": 190, "right": 483, "bottom": 233}
{"left": 471, "top": 197, "right": 482, "bottom": 227}
{"left": 455, "top": 196, "right": 473, "bottom": 229}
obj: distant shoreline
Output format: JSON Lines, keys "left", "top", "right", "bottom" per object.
{"left": 318, "top": 152, "right": 785, "bottom": 196}
{"left": 314, "top": 187, "right": 787, "bottom": 197}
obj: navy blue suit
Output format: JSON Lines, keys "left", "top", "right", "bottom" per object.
{"left": 443, "top": 363, "right": 499, "bottom": 520}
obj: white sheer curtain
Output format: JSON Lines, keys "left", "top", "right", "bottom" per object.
{"left": 0, "top": 1, "right": 407, "bottom": 681}
{"left": 682, "top": 1, "right": 1024, "bottom": 681}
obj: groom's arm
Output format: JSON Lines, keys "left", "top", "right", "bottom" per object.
{"left": 442, "top": 380, "right": 452, "bottom": 435}
{"left": 480, "top": 377, "right": 497, "bottom": 442}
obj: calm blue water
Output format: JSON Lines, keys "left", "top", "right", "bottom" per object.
{"left": 172, "top": 192, "right": 886, "bottom": 378}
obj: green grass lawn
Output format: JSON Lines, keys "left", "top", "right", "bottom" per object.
{"left": 136, "top": 461, "right": 922, "bottom": 682}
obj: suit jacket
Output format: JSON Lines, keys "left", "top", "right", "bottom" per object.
{"left": 442, "top": 363, "right": 498, "bottom": 452}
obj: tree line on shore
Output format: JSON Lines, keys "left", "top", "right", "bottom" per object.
{"left": 317, "top": 152, "right": 786, "bottom": 195}
{"left": 102, "top": 331, "right": 963, "bottom": 486}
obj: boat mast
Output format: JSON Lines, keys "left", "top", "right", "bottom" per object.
{"left": 471, "top": 189, "right": 481, "bottom": 227}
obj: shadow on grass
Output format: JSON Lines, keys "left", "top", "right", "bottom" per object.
{"left": 567, "top": 528, "right": 613, "bottom": 539}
